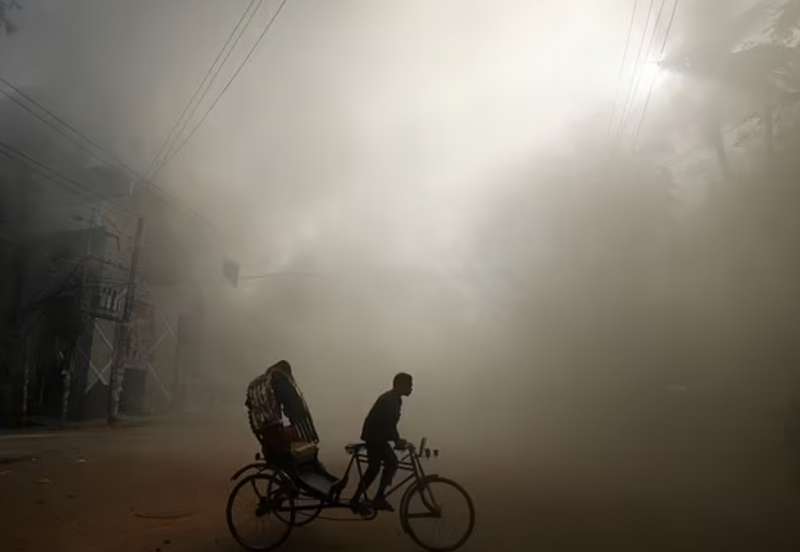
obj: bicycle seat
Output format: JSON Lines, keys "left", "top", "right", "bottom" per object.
{"left": 344, "top": 442, "right": 366, "bottom": 454}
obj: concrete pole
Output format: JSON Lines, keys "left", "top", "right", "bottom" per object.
{"left": 108, "top": 217, "right": 144, "bottom": 423}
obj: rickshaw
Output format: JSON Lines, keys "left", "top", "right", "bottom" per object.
{"left": 226, "top": 363, "right": 475, "bottom": 551}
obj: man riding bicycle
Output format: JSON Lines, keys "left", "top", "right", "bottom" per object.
{"left": 351, "top": 372, "right": 413, "bottom": 512}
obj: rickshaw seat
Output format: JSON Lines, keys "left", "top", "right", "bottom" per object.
{"left": 345, "top": 442, "right": 366, "bottom": 454}
{"left": 290, "top": 441, "right": 318, "bottom": 463}
{"left": 294, "top": 462, "right": 340, "bottom": 498}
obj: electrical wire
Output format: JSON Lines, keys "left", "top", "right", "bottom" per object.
{"left": 0, "top": 75, "right": 223, "bottom": 239}
{"left": 1, "top": 77, "right": 206, "bottom": 212}
{"left": 145, "top": 0, "right": 261, "bottom": 181}
{"left": 0, "top": 81, "right": 151, "bottom": 230}
{"left": 0, "top": 1, "right": 288, "bottom": 243}
{"left": 632, "top": 0, "right": 680, "bottom": 149}
{"left": 608, "top": 0, "right": 640, "bottom": 137}
{"left": 613, "top": 0, "right": 656, "bottom": 139}
{"left": 151, "top": 0, "right": 288, "bottom": 176}
{"left": 0, "top": 139, "right": 135, "bottom": 220}
{"left": 0, "top": 78, "right": 137, "bottom": 176}
{"left": 617, "top": 1, "right": 640, "bottom": 80}
{"left": 0, "top": 140, "right": 102, "bottom": 200}
{"left": 618, "top": 0, "right": 668, "bottom": 143}
{"left": 0, "top": 76, "right": 167, "bottom": 213}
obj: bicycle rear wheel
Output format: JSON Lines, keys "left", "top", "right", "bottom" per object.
{"left": 226, "top": 473, "right": 295, "bottom": 551}
{"left": 267, "top": 475, "right": 323, "bottom": 526}
{"left": 400, "top": 476, "right": 475, "bottom": 552}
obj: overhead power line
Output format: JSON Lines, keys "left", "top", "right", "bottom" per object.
{"left": 612, "top": 0, "right": 656, "bottom": 139}
{"left": 617, "top": 1, "right": 640, "bottom": 80}
{"left": 0, "top": 139, "right": 135, "bottom": 220}
{"left": 0, "top": 0, "right": 289, "bottom": 241}
{"left": 609, "top": 0, "right": 640, "bottom": 137}
{"left": 617, "top": 0, "right": 666, "bottom": 139}
{"left": 618, "top": 0, "right": 668, "bottom": 142}
{"left": 656, "top": 0, "right": 679, "bottom": 56}
{"left": 0, "top": 75, "right": 170, "bottom": 204}
{"left": 633, "top": 0, "right": 681, "bottom": 149}
{"left": 0, "top": 139, "right": 101, "bottom": 200}
{"left": 145, "top": 0, "right": 262, "bottom": 181}
{"left": 0, "top": 76, "right": 141, "bottom": 181}
{"left": 0, "top": 75, "right": 222, "bottom": 236}
{"left": 151, "top": 0, "right": 289, "bottom": 177}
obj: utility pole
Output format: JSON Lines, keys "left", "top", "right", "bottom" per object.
{"left": 107, "top": 217, "right": 144, "bottom": 423}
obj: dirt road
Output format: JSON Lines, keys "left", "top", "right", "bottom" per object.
{"left": 2, "top": 420, "right": 800, "bottom": 551}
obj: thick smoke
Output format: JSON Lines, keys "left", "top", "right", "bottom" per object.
{"left": 4, "top": 4, "right": 800, "bottom": 534}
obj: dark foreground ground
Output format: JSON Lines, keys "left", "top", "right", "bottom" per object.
{"left": 2, "top": 417, "right": 800, "bottom": 552}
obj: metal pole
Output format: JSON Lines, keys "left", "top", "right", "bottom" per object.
{"left": 21, "top": 333, "right": 30, "bottom": 423}
{"left": 108, "top": 217, "right": 144, "bottom": 423}
{"left": 60, "top": 346, "right": 73, "bottom": 424}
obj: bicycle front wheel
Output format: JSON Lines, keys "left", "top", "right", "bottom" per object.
{"left": 226, "top": 473, "right": 295, "bottom": 551}
{"left": 400, "top": 476, "right": 475, "bottom": 552}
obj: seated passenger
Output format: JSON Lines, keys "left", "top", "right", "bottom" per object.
{"left": 246, "top": 360, "right": 318, "bottom": 466}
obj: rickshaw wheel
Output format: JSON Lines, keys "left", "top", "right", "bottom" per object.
{"left": 226, "top": 473, "right": 295, "bottom": 551}
{"left": 267, "top": 476, "right": 323, "bottom": 526}
{"left": 399, "top": 476, "right": 475, "bottom": 552}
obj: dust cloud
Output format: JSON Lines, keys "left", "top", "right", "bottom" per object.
{"left": 3, "top": 1, "right": 800, "bottom": 549}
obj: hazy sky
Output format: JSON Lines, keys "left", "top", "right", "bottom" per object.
{"left": 1, "top": 0, "right": 645, "bottom": 269}
{"left": 1, "top": 3, "right": 706, "bottom": 408}
{"left": 4, "top": 1, "right": 799, "bottom": 470}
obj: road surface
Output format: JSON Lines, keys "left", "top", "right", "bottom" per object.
{"left": 2, "top": 419, "right": 800, "bottom": 551}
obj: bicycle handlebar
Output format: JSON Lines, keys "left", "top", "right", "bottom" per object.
{"left": 405, "top": 436, "right": 438, "bottom": 459}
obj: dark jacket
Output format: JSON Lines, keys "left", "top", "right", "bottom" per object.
{"left": 361, "top": 389, "right": 402, "bottom": 443}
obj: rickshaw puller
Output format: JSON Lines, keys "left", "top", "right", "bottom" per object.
{"left": 351, "top": 372, "right": 413, "bottom": 512}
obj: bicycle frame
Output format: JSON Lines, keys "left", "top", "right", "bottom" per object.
{"left": 226, "top": 441, "right": 474, "bottom": 552}
{"left": 229, "top": 445, "right": 438, "bottom": 515}
{"left": 344, "top": 446, "right": 433, "bottom": 501}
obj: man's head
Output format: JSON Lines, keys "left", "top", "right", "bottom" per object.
{"left": 393, "top": 372, "right": 413, "bottom": 397}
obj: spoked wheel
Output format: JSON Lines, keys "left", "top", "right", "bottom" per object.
{"left": 226, "top": 473, "right": 295, "bottom": 551}
{"left": 267, "top": 476, "right": 323, "bottom": 526}
{"left": 400, "top": 476, "right": 475, "bottom": 552}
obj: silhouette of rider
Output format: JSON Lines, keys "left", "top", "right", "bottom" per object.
{"left": 351, "top": 372, "right": 413, "bottom": 512}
